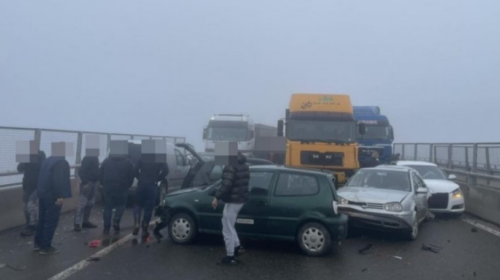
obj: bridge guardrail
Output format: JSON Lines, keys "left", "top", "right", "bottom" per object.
{"left": 393, "top": 142, "right": 500, "bottom": 189}
{"left": 394, "top": 142, "right": 500, "bottom": 226}
{"left": 0, "top": 126, "right": 186, "bottom": 189}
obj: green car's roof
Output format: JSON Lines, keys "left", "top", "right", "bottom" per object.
{"left": 249, "top": 165, "right": 335, "bottom": 177}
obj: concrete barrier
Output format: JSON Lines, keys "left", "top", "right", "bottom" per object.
{"left": 459, "top": 181, "right": 500, "bottom": 226}
{"left": 0, "top": 178, "right": 103, "bottom": 233}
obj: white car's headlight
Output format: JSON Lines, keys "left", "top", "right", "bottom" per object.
{"left": 452, "top": 188, "right": 463, "bottom": 199}
{"left": 338, "top": 196, "right": 349, "bottom": 205}
{"left": 384, "top": 202, "right": 403, "bottom": 212}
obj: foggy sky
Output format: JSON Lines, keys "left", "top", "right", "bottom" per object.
{"left": 1, "top": 0, "right": 499, "bottom": 151}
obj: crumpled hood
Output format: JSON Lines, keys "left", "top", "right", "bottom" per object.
{"left": 338, "top": 187, "right": 409, "bottom": 204}
{"left": 423, "top": 179, "right": 460, "bottom": 193}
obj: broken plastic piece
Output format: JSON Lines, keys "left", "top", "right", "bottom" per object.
{"left": 358, "top": 244, "right": 373, "bottom": 254}
{"left": 393, "top": 256, "right": 403, "bottom": 260}
{"left": 87, "top": 257, "right": 101, "bottom": 262}
{"left": 88, "top": 240, "right": 101, "bottom": 248}
{"left": 421, "top": 244, "right": 440, "bottom": 253}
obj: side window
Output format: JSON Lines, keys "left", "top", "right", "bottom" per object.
{"left": 248, "top": 171, "right": 274, "bottom": 196}
{"left": 275, "top": 173, "right": 319, "bottom": 196}
{"left": 210, "top": 165, "right": 223, "bottom": 181}
{"left": 411, "top": 172, "right": 424, "bottom": 191}
{"left": 174, "top": 149, "right": 186, "bottom": 166}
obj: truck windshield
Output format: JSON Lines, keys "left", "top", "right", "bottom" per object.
{"left": 206, "top": 127, "right": 248, "bottom": 141}
{"left": 362, "top": 125, "right": 391, "bottom": 140}
{"left": 287, "top": 120, "right": 356, "bottom": 143}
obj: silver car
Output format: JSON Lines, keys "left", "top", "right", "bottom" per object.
{"left": 337, "top": 165, "right": 430, "bottom": 240}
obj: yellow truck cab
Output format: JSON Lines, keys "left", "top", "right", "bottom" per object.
{"left": 277, "top": 93, "right": 366, "bottom": 184}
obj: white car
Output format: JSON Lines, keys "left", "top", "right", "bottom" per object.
{"left": 395, "top": 161, "right": 465, "bottom": 214}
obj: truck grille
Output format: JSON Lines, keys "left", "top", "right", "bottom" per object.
{"left": 300, "top": 151, "right": 344, "bottom": 166}
{"left": 428, "top": 193, "right": 449, "bottom": 209}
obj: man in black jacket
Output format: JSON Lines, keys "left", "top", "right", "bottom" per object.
{"left": 17, "top": 147, "right": 46, "bottom": 237}
{"left": 133, "top": 140, "right": 169, "bottom": 239}
{"left": 34, "top": 142, "right": 72, "bottom": 255}
{"left": 74, "top": 143, "right": 100, "bottom": 232}
{"left": 100, "top": 141, "right": 134, "bottom": 235}
{"left": 212, "top": 152, "right": 250, "bottom": 266}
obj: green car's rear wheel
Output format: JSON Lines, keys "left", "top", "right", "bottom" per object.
{"left": 168, "top": 213, "right": 197, "bottom": 244}
{"left": 297, "top": 222, "right": 332, "bottom": 257}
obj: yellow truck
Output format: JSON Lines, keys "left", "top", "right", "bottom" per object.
{"left": 277, "top": 93, "right": 366, "bottom": 184}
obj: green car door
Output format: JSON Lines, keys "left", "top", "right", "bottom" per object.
{"left": 198, "top": 170, "right": 276, "bottom": 236}
{"left": 234, "top": 170, "right": 276, "bottom": 237}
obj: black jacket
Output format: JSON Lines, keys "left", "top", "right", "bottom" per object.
{"left": 134, "top": 158, "right": 169, "bottom": 186}
{"left": 17, "top": 151, "right": 46, "bottom": 193}
{"left": 36, "top": 156, "right": 72, "bottom": 199}
{"left": 78, "top": 156, "right": 100, "bottom": 185}
{"left": 99, "top": 156, "right": 134, "bottom": 193}
{"left": 214, "top": 154, "right": 250, "bottom": 203}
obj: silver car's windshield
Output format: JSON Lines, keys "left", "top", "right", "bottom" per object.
{"left": 346, "top": 169, "right": 411, "bottom": 192}
{"left": 406, "top": 165, "right": 447, "bottom": 180}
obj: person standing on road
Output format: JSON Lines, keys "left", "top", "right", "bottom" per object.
{"left": 99, "top": 141, "right": 134, "bottom": 235}
{"left": 34, "top": 142, "right": 73, "bottom": 255}
{"left": 132, "top": 140, "right": 169, "bottom": 239}
{"left": 17, "top": 148, "right": 46, "bottom": 237}
{"left": 74, "top": 147, "right": 100, "bottom": 232}
{"left": 211, "top": 152, "right": 250, "bottom": 266}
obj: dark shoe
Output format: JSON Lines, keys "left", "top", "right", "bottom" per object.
{"left": 132, "top": 227, "right": 140, "bottom": 236}
{"left": 33, "top": 245, "right": 41, "bottom": 252}
{"left": 113, "top": 224, "right": 120, "bottom": 235}
{"left": 235, "top": 246, "right": 245, "bottom": 257}
{"left": 217, "top": 256, "right": 238, "bottom": 266}
{"left": 153, "top": 228, "right": 163, "bottom": 241}
{"left": 82, "top": 221, "right": 98, "bottom": 229}
{"left": 39, "top": 247, "right": 59, "bottom": 255}
{"left": 103, "top": 228, "right": 110, "bottom": 235}
{"left": 20, "top": 226, "right": 35, "bottom": 237}
{"left": 74, "top": 224, "right": 82, "bottom": 232}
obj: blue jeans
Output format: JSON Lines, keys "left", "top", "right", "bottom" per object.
{"left": 134, "top": 183, "right": 159, "bottom": 228}
{"left": 102, "top": 190, "right": 128, "bottom": 229}
{"left": 34, "top": 197, "right": 62, "bottom": 249}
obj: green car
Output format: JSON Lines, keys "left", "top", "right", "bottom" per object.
{"left": 153, "top": 165, "right": 348, "bottom": 256}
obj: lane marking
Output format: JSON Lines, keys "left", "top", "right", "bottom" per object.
{"left": 462, "top": 218, "right": 500, "bottom": 238}
{"left": 47, "top": 221, "right": 157, "bottom": 280}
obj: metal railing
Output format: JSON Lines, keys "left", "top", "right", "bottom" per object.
{"left": 0, "top": 126, "right": 186, "bottom": 188}
{"left": 393, "top": 142, "right": 500, "bottom": 189}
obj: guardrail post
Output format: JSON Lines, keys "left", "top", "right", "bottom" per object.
{"left": 75, "top": 132, "right": 83, "bottom": 179}
{"left": 469, "top": 143, "right": 478, "bottom": 186}
{"left": 401, "top": 144, "right": 406, "bottom": 159}
{"left": 465, "top": 146, "right": 470, "bottom": 171}
{"left": 429, "top": 144, "right": 433, "bottom": 162}
{"left": 34, "top": 129, "right": 42, "bottom": 150}
{"left": 414, "top": 144, "right": 418, "bottom": 160}
{"left": 433, "top": 145, "right": 437, "bottom": 164}
{"left": 447, "top": 144, "right": 453, "bottom": 169}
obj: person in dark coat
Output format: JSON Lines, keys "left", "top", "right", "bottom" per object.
{"left": 99, "top": 150, "right": 134, "bottom": 235}
{"left": 34, "top": 144, "right": 72, "bottom": 255}
{"left": 74, "top": 154, "right": 100, "bottom": 231}
{"left": 212, "top": 152, "right": 250, "bottom": 266}
{"left": 133, "top": 155, "right": 169, "bottom": 239}
{"left": 17, "top": 150, "right": 46, "bottom": 237}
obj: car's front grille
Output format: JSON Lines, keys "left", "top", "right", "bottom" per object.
{"left": 300, "top": 151, "right": 344, "bottom": 166}
{"left": 348, "top": 201, "right": 384, "bottom": 210}
{"left": 428, "top": 193, "right": 449, "bottom": 209}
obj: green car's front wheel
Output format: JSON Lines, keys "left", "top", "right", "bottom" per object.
{"left": 168, "top": 213, "right": 197, "bottom": 244}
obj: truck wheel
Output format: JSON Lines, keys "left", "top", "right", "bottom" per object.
{"left": 168, "top": 213, "right": 197, "bottom": 244}
{"left": 297, "top": 222, "right": 332, "bottom": 257}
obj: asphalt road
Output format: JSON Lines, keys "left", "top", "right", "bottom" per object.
{"left": 1, "top": 206, "right": 499, "bottom": 280}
